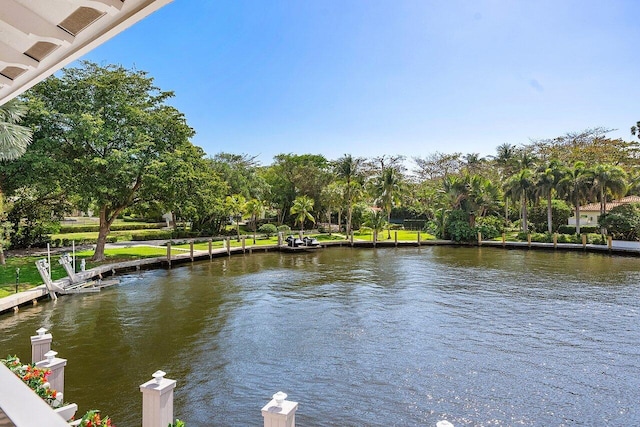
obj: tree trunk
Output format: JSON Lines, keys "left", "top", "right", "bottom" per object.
{"left": 347, "top": 206, "right": 353, "bottom": 235}
{"left": 547, "top": 193, "right": 553, "bottom": 234}
{"left": 575, "top": 200, "right": 581, "bottom": 235}
{"left": 253, "top": 215, "right": 257, "bottom": 244}
{"left": 0, "top": 244, "right": 5, "bottom": 266}
{"left": 327, "top": 210, "right": 332, "bottom": 236}
{"left": 92, "top": 206, "right": 118, "bottom": 261}
{"left": 236, "top": 218, "right": 240, "bottom": 242}
{"left": 338, "top": 210, "right": 342, "bottom": 234}
{"left": 521, "top": 194, "right": 528, "bottom": 232}
{"left": 387, "top": 211, "right": 391, "bottom": 239}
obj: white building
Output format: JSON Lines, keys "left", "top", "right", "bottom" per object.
{"left": 568, "top": 195, "right": 640, "bottom": 226}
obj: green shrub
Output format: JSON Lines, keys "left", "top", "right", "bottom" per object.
{"left": 599, "top": 203, "right": 640, "bottom": 240}
{"left": 557, "top": 225, "right": 599, "bottom": 234}
{"left": 277, "top": 225, "right": 291, "bottom": 233}
{"left": 445, "top": 209, "right": 475, "bottom": 242}
{"left": 476, "top": 216, "right": 503, "bottom": 240}
{"left": 529, "top": 200, "right": 572, "bottom": 232}
{"left": 258, "top": 223, "right": 278, "bottom": 237}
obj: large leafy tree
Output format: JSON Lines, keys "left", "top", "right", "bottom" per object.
{"left": 261, "top": 154, "right": 330, "bottom": 225}
{"left": 23, "top": 61, "right": 195, "bottom": 260}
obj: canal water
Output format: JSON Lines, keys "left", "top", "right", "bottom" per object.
{"left": 1, "top": 247, "right": 639, "bottom": 426}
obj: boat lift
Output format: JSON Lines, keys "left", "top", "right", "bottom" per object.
{"left": 36, "top": 254, "right": 118, "bottom": 296}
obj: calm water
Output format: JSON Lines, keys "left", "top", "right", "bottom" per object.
{"left": 1, "top": 247, "right": 640, "bottom": 426}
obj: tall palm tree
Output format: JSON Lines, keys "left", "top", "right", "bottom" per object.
{"left": 592, "top": 164, "right": 627, "bottom": 216}
{"left": 290, "top": 195, "right": 315, "bottom": 233}
{"left": 0, "top": 99, "right": 32, "bottom": 161}
{"left": 504, "top": 169, "right": 535, "bottom": 232}
{"left": 535, "top": 159, "right": 564, "bottom": 233}
{"left": 334, "top": 155, "right": 364, "bottom": 235}
{"left": 493, "top": 143, "right": 517, "bottom": 225}
{"left": 375, "top": 167, "right": 402, "bottom": 238}
{"left": 321, "top": 182, "right": 344, "bottom": 235}
{"left": 225, "top": 194, "right": 246, "bottom": 241}
{"left": 245, "top": 198, "right": 263, "bottom": 243}
{"left": 557, "top": 162, "right": 593, "bottom": 235}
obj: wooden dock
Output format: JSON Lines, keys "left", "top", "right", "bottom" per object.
{"left": 2, "top": 237, "right": 640, "bottom": 315}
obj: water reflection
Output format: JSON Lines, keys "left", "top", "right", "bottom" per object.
{"left": 1, "top": 247, "right": 639, "bottom": 426}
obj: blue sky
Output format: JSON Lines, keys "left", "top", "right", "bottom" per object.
{"left": 78, "top": 1, "right": 640, "bottom": 165}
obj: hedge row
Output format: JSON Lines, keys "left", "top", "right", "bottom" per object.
{"left": 557, "top": 225, "right": 599, "bottom": 234}
{"left": 49, "top": 236, "right": 119, "bottom": 247}
{"left": 59, "top": 223, "right": 166, "bottom": 233}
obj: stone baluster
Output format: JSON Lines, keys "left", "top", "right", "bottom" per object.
{"left": 262, "top": 392, "right": 298, "bottom": 427}
{"left": 31, "top": 327, "right": 52, "bottom": 364}
{"left": 35, "top": 350, "right": 67, "bottom": 396}
{"left": 140, "top": 370, "right": 176, "bottom": 427}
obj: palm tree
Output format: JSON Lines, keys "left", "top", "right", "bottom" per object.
{"left": 290, "top": 195, "right": 315, "bottom": 233}
{"left": 321, "top": 182, "right": 344, "bottom": 235}
{"left": 245, "top": 198, "right": 263, "bottom": 243}
{"left": 468, "top": 174, "right": 501, "bottom": 225}
{"left": 375, "top": 167, "right": 402, "bottom": 239}
{"left": 0, "top": 99, "right": 32, "bottom": 161}
{"left": 535, "top": 159, "right": 564, "bottom": 233}
{"left": 334, "top": 155, "right": 364, "bottom": 235}
{"left": 493, "top": 143, "right": 517, "bottom": 225}
{"left": 363, "top": 208, "right": 386, "bottom": 236}
{"left": 557, "top": 162, "right": 593, "bottom": 235}
{"left": 504, "top": 169, "right": 535, "bottom": 232}
{"left": 225, "top": 194, "right": 246, "bottom": 241}
{"left": 0, "top": 99, "right": 32, "bottom": 264}
{"left": 592, "top": 164, "right": 627, "bottom": 216}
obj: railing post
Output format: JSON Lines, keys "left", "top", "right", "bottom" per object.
{"left": 394, "top": 231, "right": 398, "bottom": 246}
{"left": 226, "top": 237, "right": 231, "bottom": 255}
{"left": 477, "top": 232, "right": 482, "bottom": 246}
{"left": 208, "top": 239, "right": 213, "bottom": 261}
{"left": 140, "top": 370, "right": 176, "bottom": 427}
{"left": 582, "top": 233, "right": 587, "bottom": 249}
{"left": 299, "top": 230, "right": 303, "bottom": 240}
{"left": 35, "top": 350, "right": 67, "bottom": 396}
{"left": 31, "top": 327, "right": 52, "bottom": 364}
{"left": 417, "top": 231, "right": 421, "bottom": 246}
{"left": 553, "top": 233, "right": 558, "bottom": 249}
{"left": 350, "top": 231, "right": 354, "bottom": 247}
{"left": 262, "top": 392, "right": 298, "bottom": 427}
{"left": 166, "top": 242, "right": 172, "bottom": 268}
{"left": 527, "top": 233, "right": 531, "bottom": 247}
{"left": 501, "top": 232, "right": 506, "bottom": 247}
{"left": 242, "top": 236, "right": 246, "bottom": 253}
{"left": 278, "top": 232, "right": 282, "bottom": 246}
{"left": 189, "top": 241, "right": 194, "bottom": 262}
{"left": 607, "top": 235, "right": 612, "bottom": 250}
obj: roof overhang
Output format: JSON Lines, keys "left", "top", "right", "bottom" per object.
{"left": 0, "top": 0, "right": 173, "bottom": 105}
